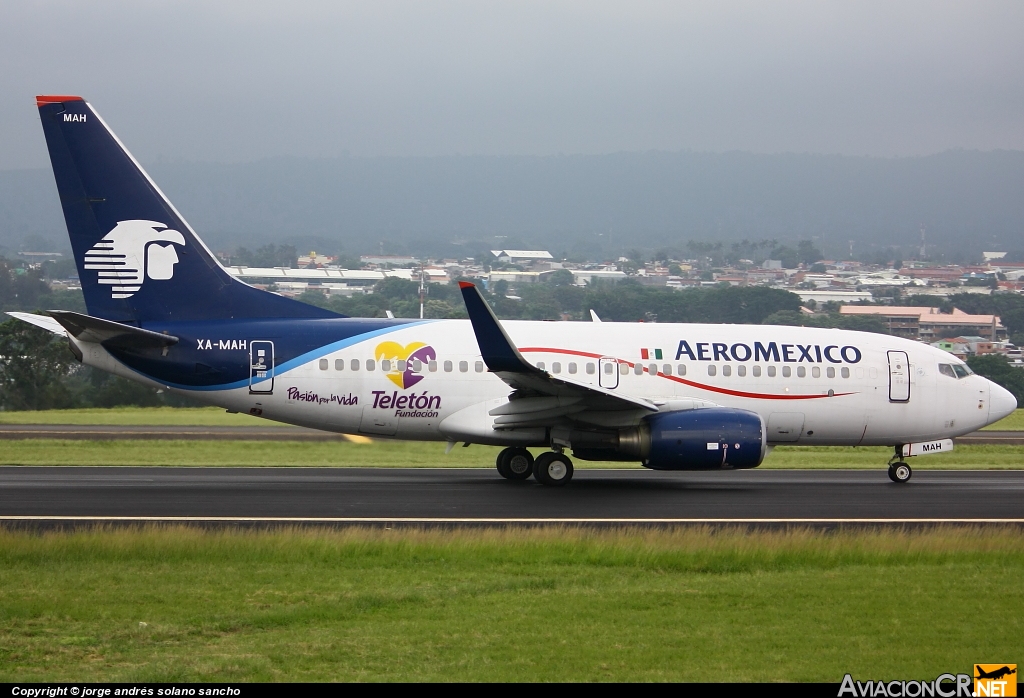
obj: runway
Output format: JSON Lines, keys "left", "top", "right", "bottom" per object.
{"left": 1, "top": 467, "right": 1021, "bottom": 524}
{"left": 1, "top": 424, "right": 1020, "bottom": 444}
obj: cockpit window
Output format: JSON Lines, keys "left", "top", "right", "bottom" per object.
{"left": 952, "top": 364, "right": 972, "bottom": 379}
{"left": 939, "top": 363, "right": 973, "bottom": 379}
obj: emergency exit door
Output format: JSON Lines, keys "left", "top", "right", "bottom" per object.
{"left": 887, "top": 350, "right": 910, "bottom": 402}
{"left": 598, "top": 357, "right": 619, "bottom": 389}
{"left": 249, "top": 341, "right": 275, "bottom": 394}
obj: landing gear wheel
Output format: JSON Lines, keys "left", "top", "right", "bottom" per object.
{"left": 888, "top": 462, "right": 912, "bottom": 483}
{"left": 496, "top": 448, "right": 534, "bottom": 480}
{"left": 505, "top": 448, "right": 534, "bottom": 480}
{"left": 533, "top": 452, "right": 574, "bottom": 487}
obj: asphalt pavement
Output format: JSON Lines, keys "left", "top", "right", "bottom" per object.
{"left": 1, "top": 467, "right": 1021, "bottom": 524}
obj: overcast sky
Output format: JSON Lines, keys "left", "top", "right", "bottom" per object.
{"left": 2, "top": 1, "right": 1023, "bottom": 169}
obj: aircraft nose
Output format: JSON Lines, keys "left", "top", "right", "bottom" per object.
{"left": 987, "top": 380, "right": 1017, "bottom": 425}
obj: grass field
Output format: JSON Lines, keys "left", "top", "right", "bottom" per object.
{"left": 2, "top": 406, "right": 1022, "bottom": 430}
{"left": 0, "top": 438, "right": 1020, "bottom": 469}
{"left": 0, "top": 406, "right": 285, "bottom": 427}
{"left": 0, "top": 525, "right": 1019, "bottom": 682}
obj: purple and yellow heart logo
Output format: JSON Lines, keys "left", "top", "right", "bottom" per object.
{"left": 375, "top": 341, "right": 437, "bottom": 389}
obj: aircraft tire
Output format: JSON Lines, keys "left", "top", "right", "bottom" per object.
{"left": 533, "top": 452, "right": 573, "bottom": 487}
{"left": 888, "top": 462, "right": 912, "bottom": 483}
{"left": 496, "top": 449, "right": 513, "bottom": 479}
{"left": 505, "top": 448, "right": 534, "bottom": 480}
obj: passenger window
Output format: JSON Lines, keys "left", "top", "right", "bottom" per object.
{"left": 677, "top": 364, "right": 687, "bottom": 376}
{"left": 663, "top": 364, "right": 672, "bottom": 376}
{"left": 708, "top": 365, "right": 717, "bottom": 376}
{"left": 568, "top": 362, "right": 577, "bottom": 374}
{"left": 537, "top": 362, "right": 545, "bottom": 370}
{"left": 335, "top": 359, "right": 345, "bottom": 371}
{"left": 952, "top": 364, "right": 970, "bottom": 379}
{"left": 319, "top": 358, "right": 328, "bottom": 370}
{"left": 722, "top": 365, "right": 731, "bottom": 376}
{"left": 841, "top": 367, "right": 850, "bottom": 378}
{"left": 586, "top": 363, "right": 596, "bottom": 375}
{"left": 475, "top": 361, "right": 484, "bottom": 372}
{"left": 826, "top": 367, "right": 835, "bottom": 378}
{"left": 737, "top": 365, "right": 746, "bottom": 377}
{"left": 552, "top": 362, "right": 561, "bottom": 374}
{"left": 767, "top": 366, "right": 776, "bottom": 377}
{"left": 753, "top": 365, "right": 761, "bottom": 377}
{"left": 366, "top": 359, "right": 375, "bottom": 371}
{"left": 381, "top": 359, "right": 391, "bottom": 372}
{"left": 634, "top": 364, "right": 643, "bottom": 375}
{"left": 619, "top": 363, "right": 628, "bottom": 375}
{"left": 648, "top": 363, "right": 657, "bottom": 375}
{"left": 782, "top": 366, "right": 792, "bottom": 378}
{"left": 411, "top": 359, "right": 420, "bottom": 371}
{"left": 428, "top": 360, "right": 437, "bottom": 372}
{"left": 459, "top": 361, "right": 468, "bottom": 373}
{"left": 444, "top": 360, "right": 453, "bottom": 372}
{"left": 812, "top": 366, "right": 820, "bottom": 378}
{"left": 397, "top": 360, "right": 407, "bottom": 372}
{"left": 351, "top": 359, "right": 360, "bottom": 371}
{"left": 797, "top": 366, "right": 805, "bottom": 378}
{"left": 603, "top": 362, "right": 613, "bottom": 374}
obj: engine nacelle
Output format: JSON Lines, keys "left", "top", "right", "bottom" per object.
{"left": 569, "top": 407, "right": 765, "bottom": 470}
{"left": 642, "top": 407, "right": 766, "bottom": 470}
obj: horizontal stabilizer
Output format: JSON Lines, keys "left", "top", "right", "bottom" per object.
{"left": 48, "top": 310, "right": 179, "bottom": 350}
{"left": 5, "top": 312, "right": 67, "bottom": 335}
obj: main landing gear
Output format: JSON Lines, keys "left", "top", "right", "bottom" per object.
{"left": 495, "top": 448, "right": 574, "bottom": 486}
{"left": 888, "top": 447, "right": 912, "bottom": 483}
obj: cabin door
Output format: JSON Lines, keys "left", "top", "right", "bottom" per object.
{"left": 249, "top": 341, "right": 275, "bottom": 394}
{"left": 887, "top": 350, "right": 910, "bottom": 403}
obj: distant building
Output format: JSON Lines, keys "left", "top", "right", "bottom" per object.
{"left": 840, "top": 306, "right": 1006, "bottom": 340}
{"left": 360, "top": 255, "right": 419, "bottom": 266}
{"left": 491, "top": 250, "right": 554, "bottom": 264}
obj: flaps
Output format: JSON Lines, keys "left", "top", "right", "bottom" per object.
{"left": 48, "top": 310, "right": 179, "bottom": 350}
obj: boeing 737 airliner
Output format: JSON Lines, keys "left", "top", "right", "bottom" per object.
{"left": 10, "top": 95, "right": 1017, "bottom": 486}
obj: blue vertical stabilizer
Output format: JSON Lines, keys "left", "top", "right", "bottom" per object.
{"left": 36, "top": 95, "right": 339, "bottom": 324}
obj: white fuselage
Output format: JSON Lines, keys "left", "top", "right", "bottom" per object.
{"left": 113, "top": 319, "right": 1013, "bottom": 448}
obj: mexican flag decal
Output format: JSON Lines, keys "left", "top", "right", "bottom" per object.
{"left": 640, "top": 348, "right": 663, "bottom": 360}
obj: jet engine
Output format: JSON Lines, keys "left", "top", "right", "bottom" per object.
{"left": 568, "top": 407, "right": 766, "bottom": 470}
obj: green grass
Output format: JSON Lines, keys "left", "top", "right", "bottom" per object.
{"left": 0, "top": 406, "right": 287, "bottom": 426}
{"left": 0, "top": 526, "right": 1019, "bottom": 681}
{"left": 982, "top": 408, "right": 1024, "bottom": 430}
{"left": 0, "top": 438, "right": 1020, "bottom": 469}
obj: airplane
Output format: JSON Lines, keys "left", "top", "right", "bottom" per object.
{"left": 9, "top": 95, "right": 1017, "bottom": 486}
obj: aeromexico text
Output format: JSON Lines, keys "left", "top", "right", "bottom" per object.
{"left": 675, "top": 341, "right": 862, "bottom": 364}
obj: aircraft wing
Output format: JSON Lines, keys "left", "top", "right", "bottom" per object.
{"left": 458, "top": 281, "right": 658, "bottom": 418}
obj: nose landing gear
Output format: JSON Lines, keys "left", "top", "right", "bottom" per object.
{"left": 887, "top": 448, "right": 912, "bottom": 483}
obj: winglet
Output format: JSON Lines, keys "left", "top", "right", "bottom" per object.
{"left": 458, "top": 282, "right": 532, "bottom": 373}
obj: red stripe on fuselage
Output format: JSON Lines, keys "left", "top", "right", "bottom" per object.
{"left": 518, "top": 346, "right": 854, "bottom": 401}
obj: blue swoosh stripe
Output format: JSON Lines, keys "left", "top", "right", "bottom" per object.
{"left": 138, "top": 321, "right": 434, "bottom": 392}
